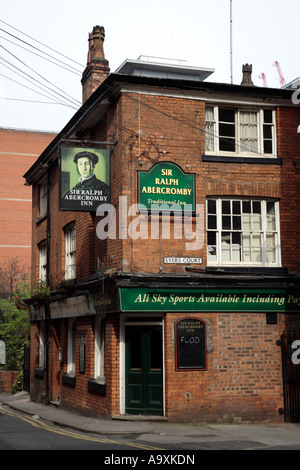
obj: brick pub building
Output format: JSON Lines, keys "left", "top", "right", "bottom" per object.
{"left": 24, "top": 26, "right": 300, "bottom": 422}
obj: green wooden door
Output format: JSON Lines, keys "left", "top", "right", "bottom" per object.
{"left": 125, "top": 325, "right": 163, "bottom": 415}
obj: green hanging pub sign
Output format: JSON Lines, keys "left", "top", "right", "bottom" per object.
{"left": 138, "top": 162, "right": 195, "bottom": 212}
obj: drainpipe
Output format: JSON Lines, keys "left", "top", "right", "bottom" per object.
{"left": 46, "top": 167, "right": 51, "bottom": 287}
{"left": 45, "top": 167, "right": 51, "bottom": 400}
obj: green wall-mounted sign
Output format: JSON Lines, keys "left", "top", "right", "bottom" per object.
{"left": 119, "top": 288, "right": 300, "bottom": 313}
{"left": 138, "top": 162, "right": 195, "bottom": 212}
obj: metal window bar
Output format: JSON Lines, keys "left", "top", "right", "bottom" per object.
{"left": 65, "top": 225, "right": 76, "bottom": 279}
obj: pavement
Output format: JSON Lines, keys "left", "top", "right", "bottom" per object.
{"left": 1, "top": 391, "right": 300, "bottom": 450}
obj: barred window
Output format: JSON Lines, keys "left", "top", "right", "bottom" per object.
{"left": 64, "top": 223, "right": 76, "bottom": 280}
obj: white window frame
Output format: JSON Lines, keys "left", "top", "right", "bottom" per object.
{"left": 206, "top": 198, "right": 281, "bottom": 267}
{"left": 64, "top": 224, "right": 76, "bottom": 280}
{"left": 39, "top": 181, "right": 47, "bottom": 217}
{"left": 38, "top": 240, "right": 47, "bottom": 282}
{"left": 67, "top": 319, "right": 76, "bottom": 374}
{"left": 205, "top": 106, "right": 277, "bottom": 157}
{"left": 94, "top": 316, "right": 105, "bottom": 379}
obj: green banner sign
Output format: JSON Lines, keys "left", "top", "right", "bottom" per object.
{"left": 119, "top": 288, "right": 300, "bottom": 313}
{"left": 138, "top": 162, "right": 195, "bottom": 211}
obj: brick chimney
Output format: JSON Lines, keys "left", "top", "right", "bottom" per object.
{"left": 81, "top": 26, "right": 110, "bottom": 103}
{"left": 240, "top": 63, "right": 254, "bottom": 86}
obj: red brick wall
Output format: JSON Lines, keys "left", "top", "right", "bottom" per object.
{"left": 0, "top": 370, "right": 18, "bottom": 392}
{"left": 276, "top": 107, "right": 300, "bottom": 272}
{"left": 164, "top": 312, "right": 285, "bottom": 422}
{"left": 45, "top": 316, "right": 119, "bottom": 419}
{"left": 118, "top": 93, "right": 205, "bottom": 274}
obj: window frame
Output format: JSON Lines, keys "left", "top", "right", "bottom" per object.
{"left": 205, "top": 105, "right": 277, "bottom": 158}
{"left": 206, "top": 198, "right": 281, "bottom": 267}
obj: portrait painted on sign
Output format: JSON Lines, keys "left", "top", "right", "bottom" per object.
{"left": 60, "top": 146, "right": 110, "bottom": 211}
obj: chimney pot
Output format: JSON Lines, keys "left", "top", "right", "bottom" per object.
{"left": 241, "top": 63, "right": 254, "bottom": 86}
{"left": 88, "top": 25, "right": 106, "bottom": 61}
{"left": 81, "top": 26, "right": 110, "bottom": 103}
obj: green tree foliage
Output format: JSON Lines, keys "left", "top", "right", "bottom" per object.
{"left": 0, "top": 259, "right": 31, "bottom": 392}
{"left": 0, "top": 299, "right": 30, "bottom": 371}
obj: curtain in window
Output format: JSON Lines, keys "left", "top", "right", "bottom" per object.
{"left": 239, "top": 111, "right": 258, "bottom": 153}
{"left": 205, "top": 107, "right": 215, "bottom": 151}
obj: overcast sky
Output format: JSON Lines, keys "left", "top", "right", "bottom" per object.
{"left": 0, "top": 0, "right": 298, "bottom": 132}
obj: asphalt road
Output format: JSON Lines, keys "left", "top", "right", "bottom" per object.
{"left": 0, "top": 406, "right": 169, "bottom": 451}
{"left": 1, "top": 400, "right": 300, "bottom": 456}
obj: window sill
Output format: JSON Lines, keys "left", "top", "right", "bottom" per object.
{"left": 205, "top": 266, "right": 288, "bottom": 275}
{"left": 88, "top": 377, "right": 107, "bottom": 394}
{"left": 35, "top": 214, "right": 47, "bottom": 225}
{"left": 62, "top": 372, "right": 76, "bottom": 387}
{"left": 202, "top": 155, "right": 282, "bottom": 165}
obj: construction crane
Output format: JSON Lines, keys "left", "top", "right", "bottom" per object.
{"left": 258, "top": 73, "right": 268, "bottom": 87}
{"left": 273, "top": 61, "right": 286, "bottom": 87}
